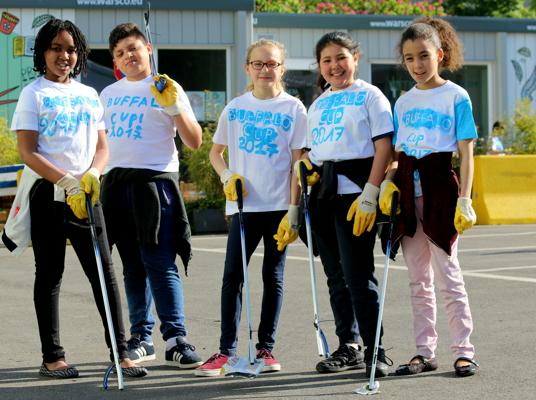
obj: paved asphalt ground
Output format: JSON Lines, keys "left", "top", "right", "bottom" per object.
{"left": 0, "top": 224, "right": 535, "bottom": 400}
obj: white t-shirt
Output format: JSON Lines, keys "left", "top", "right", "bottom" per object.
{"left": 213, "top": 91, "right": 307, "bottom": 215}
{"left": 99, "top": 75, "right": 196, "bottom": 172}
{"left": 10, "top": 77, "right": 104, "bottom": 178}
{"left": 393, "top": 80, "right": 478, "bottom": 196}
{"left": 308, "top": 80, "right": 393, "bottom": 194}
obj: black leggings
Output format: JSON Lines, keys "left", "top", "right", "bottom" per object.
{"left": 313, "top": 194, "right": 382, "bottom": 348}
{"left": 29, "top": 179, "right": 128, "bottom": 363}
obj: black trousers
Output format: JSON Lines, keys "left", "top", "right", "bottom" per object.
{"left": 313, "top": 193, "right": 382, "bottom": 348}
{"left": 29, "top": 179, "right": 128, "bottom": 363}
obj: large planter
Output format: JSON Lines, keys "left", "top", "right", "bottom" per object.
{"left": 189, "top": 208, "right": 228, "bottom": 234}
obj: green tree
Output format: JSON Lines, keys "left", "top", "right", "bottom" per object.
{"left": 443, "top": 0, "right": 522, "bottom": 16}
{"left": 182, "top": 124, "right": 224, "bottom": 201}
{"left": 510, "top": 99, "right": 536, "bottom": 154}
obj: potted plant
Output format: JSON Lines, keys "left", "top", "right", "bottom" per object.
{"left": 181, "top": 124, "right": 228, "bottom": 234}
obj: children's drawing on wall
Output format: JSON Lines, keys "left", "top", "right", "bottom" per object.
{"left": 511, "top": 46, "right": 536, "bottom": 102}
{"left": 0, "top": 11, "right": 54, "bottom": 127}
{"left": 0, "top": 87, "right": 18, "bottom": 106}
{"left": 0, "top": 11, "right": 18, "bottom": 35}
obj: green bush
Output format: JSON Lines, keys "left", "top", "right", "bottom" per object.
{"left": 182, "top": 124, "right": 226, "bottom": 202}
{"left": 256, "top": 0, "right": 447, "bottom": 16}
{"left": 0, "top": 118, "right": 21, "bottom": 166}
{"left": 510, "top": 99, "right": 536, "bottom": 154}
{"left": 184, "top": 197, "right": 226, "bottom": 215}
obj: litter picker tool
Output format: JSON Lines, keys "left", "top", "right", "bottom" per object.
{"left": 222, "top": 179, "right": 264, "bottom": 378}
{"left": 143, "top": 2, "right": 166, "bottom": 92}
{"left": 299, "top": 162, "right": 329, "bottom": 358}
{"left": 85, "top": 196, "right": 124, "bottom": 390}
{"left": 354, "top": 191, "right": 399, "bottom": 396}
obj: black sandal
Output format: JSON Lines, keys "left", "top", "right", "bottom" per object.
{"left": 122, "top": 365, "right": 148, "bottom": 378}
{"left": 395, "top": 355, "right": 438, "bottom": 376}
{"left": 454, "top": 357, "right": 479, "bottom": 377}
{"left": 39, "top": 363, "right": 79, "bottom": 379}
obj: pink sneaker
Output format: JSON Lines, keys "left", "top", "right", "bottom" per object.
{"left": 194, "top": 353, "right": 229, "bottom": 377}
{"left": 256, "top": 349, "right": 281, "bottom": 372}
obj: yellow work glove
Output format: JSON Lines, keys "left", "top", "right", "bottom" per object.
{"left": 56, "top": 173, "right": 87, "bottom": 220}
{"left": 294, "top": 159, "right": 320, "bottom": 187}
{"left": 149, "top": 74, "right": 189, "bottom": 116}
{"left": 379, "top": 180, "right": 401, "bottom": 216}
{"left": 454, "top": 197, "right": 477, "bottom": 234}
{"left": 346, "top": 183, "right": 380, "bottom": 236}
{"left": 273, "top": 205, "right": 300, "bottom": 251}
{"left": 220, "top": 169, "right": 248, "bottom": 201}
{"left": 80, "top": 167, "right": 100, "bottom": 206}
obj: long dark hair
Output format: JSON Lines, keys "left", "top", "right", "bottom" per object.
{"left": 33, "top": 18, "right": 89, "bottom": 78}
{"left": 314, "top": 31, "right": 360, "bottom": 91}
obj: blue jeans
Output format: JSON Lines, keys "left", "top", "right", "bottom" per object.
{"left": 113, "top": 180, "right": 186, "bottom": 342}
{"left": 313, "top": 194, "right": 378, "bottom": 348}
{"left": 220, "top": 211, "right": 287, "bottom": 356}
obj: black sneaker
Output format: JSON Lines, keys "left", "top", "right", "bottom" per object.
{"left": 316, "top": 344, "right": 366, "bottom": 373}
{"left": 127, "top": 334, "right": 156, "bottom": 363}
{"left": 364, "top": 347, "right": 393, "bottom": 378}
{"left": 165, "top": 336, "right": 203, "bottom": 369}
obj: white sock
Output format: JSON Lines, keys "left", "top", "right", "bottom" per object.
{"left": 166, "top": 336, "right": 178, "bottom": 351}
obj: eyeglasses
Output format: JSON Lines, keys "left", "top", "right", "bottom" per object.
{"left": 248, "top": 61, "right": 282, "bottom": 70}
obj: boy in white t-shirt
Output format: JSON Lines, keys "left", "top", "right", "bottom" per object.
{"left": 99, "top": 23, "right": 203, "bottom": 369}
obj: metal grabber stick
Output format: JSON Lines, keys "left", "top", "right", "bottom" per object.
{"left": 85, "top": 196, "right": 124, "bottom": 390}
{"left": 299, "top": 162, "right": 329, "bottom": 358}
{"left": 222, "top": 179, "right": 264, "bottom": 378}
{"left": 354, "top": 191, "right": 399, "bottom": 396}
{"left": 143, "top": 1, "right": 166, "bottom": 92}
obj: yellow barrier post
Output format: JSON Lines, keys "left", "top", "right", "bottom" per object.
{"left": 472, "top": 155, "right": 536, "bottom": 224}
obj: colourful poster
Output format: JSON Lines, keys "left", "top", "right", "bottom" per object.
{"left": 0, "top": 11, "right": 19, "bottom": 35}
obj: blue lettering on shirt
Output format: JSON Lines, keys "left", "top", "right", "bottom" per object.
{"left": 108, "top": 112, "right": 144, "bottom": 140}
{"left": 39, "top": 111, "right": 92, "bottom": 136}
{"left": 39, "top": 95, "right": 100, "bottom": 136}
{"left": 315, "top": 91, "right": 366, "bottom": 111}
{"left": 107, "top": 95, "right": 159, "bottom": 109}
{"left": 105, "top": 95, "right": 159, "bottom": 141}
{"left": 228, "top": 107, "right": 295, "bottom": 157}
{"left": 402, "top": 108, "right": 452, "bottom": 133}
{"left": 42, "top": 95, "right": 99, "bottom": 110}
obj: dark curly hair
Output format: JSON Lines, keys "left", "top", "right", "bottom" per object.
{"left": 397, "top": 17, "right": 464, "bottom": 72}
{"left": 33, "top": 18, "right": 89, "bottom": 78}
{"left": 314, "top": 31, "right": 360, "bottom": 91}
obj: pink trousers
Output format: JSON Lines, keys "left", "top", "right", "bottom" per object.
{"left": 401, "top": 197, "right": 475, "bottom": 360}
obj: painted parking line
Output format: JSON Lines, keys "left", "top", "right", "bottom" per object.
{"left": 192, "top": 247, "right": 536, "bottom": 284}
{"left": 460, "top": 231, "right": 536, "bottom": 238}
{"left": 463, "top": 265, "right": 536, "bottom": 273}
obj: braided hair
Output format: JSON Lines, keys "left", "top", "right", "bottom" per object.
{"left": 33, "top": 18, "right": 89, "bottom": 78}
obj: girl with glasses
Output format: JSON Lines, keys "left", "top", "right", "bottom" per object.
{"left": 195, "top": 39, "right": 307, "bottom": 377}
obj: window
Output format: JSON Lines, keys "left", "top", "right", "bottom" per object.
{"left": 158, "top": 49, "right": 226, "bottom": 122}
{"left": 284, "top": 70, "right": 321, "bottom": 109}
{"left": 83, "top": 49, "right": 115, "bottom": 94}
{"left": 372, "top": 64, "right": 489, "bottom": 136}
